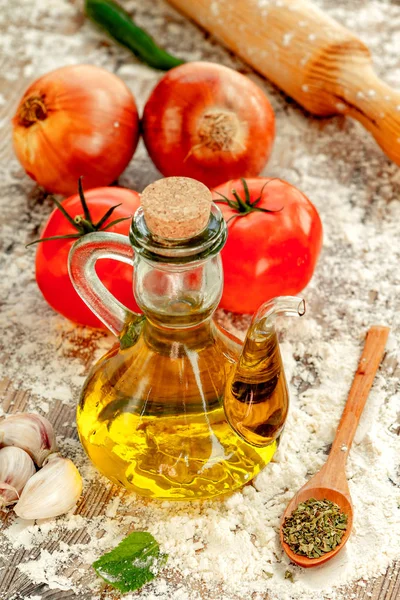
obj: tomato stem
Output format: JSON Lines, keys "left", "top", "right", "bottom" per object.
{"left": 101, "top": 216, "right": 131, "bottom": 230}
{"left": 27, "top": 178, "right": 132, "bottom": 247}
{"left": 51, "top": 196, "right": 81, "bottom": 230}
{"left": 213, "top": 178, "right": 283, "bottom": 217}
{"left": 78, "top": 177, "right": 93, "bottom": 223}
{"left": 94, "top": 203, "right": 123, "bottom": 229}
{"left": 74, "top": 215, "right": 96, "bottom": 233}
{"left": 26, "top": 233, "right": 81, "bottom": 247}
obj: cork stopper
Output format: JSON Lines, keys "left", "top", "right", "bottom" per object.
{"left": 140, "top": 177, "right": 212, "bottom": 240}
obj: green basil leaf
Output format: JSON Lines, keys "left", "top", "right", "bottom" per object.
{"left": 93, "top": 531, "right": 167, "bottom": 593}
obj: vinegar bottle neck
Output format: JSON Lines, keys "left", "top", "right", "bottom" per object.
{"left": 248, "top": 296, "right": 306, "bottom": 343}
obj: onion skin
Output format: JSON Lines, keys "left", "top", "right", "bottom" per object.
{"left": 12, "top": 65, "right": 140, "bottom": 196}
{"left": 142, "top": 62, "right": 275, "bottom": 188}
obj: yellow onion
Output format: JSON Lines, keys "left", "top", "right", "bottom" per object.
{"left": 12, "top": 65, "right": 140, "bottom": 196}
{"left": 142, "top": 62, "right": 275, "bottom": 188}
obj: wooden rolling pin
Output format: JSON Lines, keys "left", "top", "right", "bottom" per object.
{"left": 168, "top": 0, "right": 400, "bottom": 166}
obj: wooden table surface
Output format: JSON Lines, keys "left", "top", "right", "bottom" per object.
{"left": 0, "top": 1, "right": 399, "bottom": 599}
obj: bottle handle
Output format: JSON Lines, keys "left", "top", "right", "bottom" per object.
{"left": 68, "top": 231, "right": 140, "bottom": 336}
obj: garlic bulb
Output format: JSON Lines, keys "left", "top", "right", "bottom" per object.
{"left": 0, "top": 446, "right": 36, "bottom": 507}
{"left": 14, "top": 454, "right": 82, "bottom": 520}
{"left": 0, "top": 413, "right": 57, "bottom": 466}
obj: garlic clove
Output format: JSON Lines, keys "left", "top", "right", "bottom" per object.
{"left": 14, "top": 454, "right": 83, "bottom": 520}
{"left": 0, "top": 483, "right": 20, "bottom": 508}
{"left": 0, "top": 446, "right": 36, "bottom": 508}
{"left": 0, "top": 413, "right": 57, "bottom": 466}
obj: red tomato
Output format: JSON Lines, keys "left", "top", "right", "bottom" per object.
{"left": 212, "top": 178, "right": 323, "bottom": 314}
{"left": 35, "top": 187, "right": 141, "bottom": 329}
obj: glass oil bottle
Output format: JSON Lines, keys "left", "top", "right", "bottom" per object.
{"left": 69, "top": 177, "right": 304, "bottom": 500}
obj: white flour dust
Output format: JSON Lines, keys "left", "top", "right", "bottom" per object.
{"left": 0, "top": 0, "right": 400, "bottom": 599}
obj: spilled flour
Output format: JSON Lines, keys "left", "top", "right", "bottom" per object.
{"left": 0, "top": 0, "right": 400, "bottom": 599}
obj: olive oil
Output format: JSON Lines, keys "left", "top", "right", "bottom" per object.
{"left": 224, "top": 330, "right": 289, "bottom": 448}
{"left": 70, "top": 181, "right": 302, "bottom": 500}
{"left": 77, "top": 320, "right": 277, "bottom": 500}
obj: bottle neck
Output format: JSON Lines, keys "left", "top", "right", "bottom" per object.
{"left": 133, "top": 254, "right": 223, "bottom": 328}
{"left": 129, "top": 204, "right": 227, "bottom": 329}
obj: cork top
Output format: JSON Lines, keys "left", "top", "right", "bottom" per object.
{"left": 140, "top": 177, "right": 212, "bottom": 240}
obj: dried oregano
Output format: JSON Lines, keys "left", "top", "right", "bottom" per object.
{"left": 282, "top": 498, "right": 348, "bottom": 559}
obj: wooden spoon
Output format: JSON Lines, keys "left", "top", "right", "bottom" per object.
{"left": 280, "top": 325, "right": 390, "bottom": 568}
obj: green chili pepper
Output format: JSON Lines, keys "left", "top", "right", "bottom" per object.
{"left": 85, "top": 0, "right": 184, "bottom": 71}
